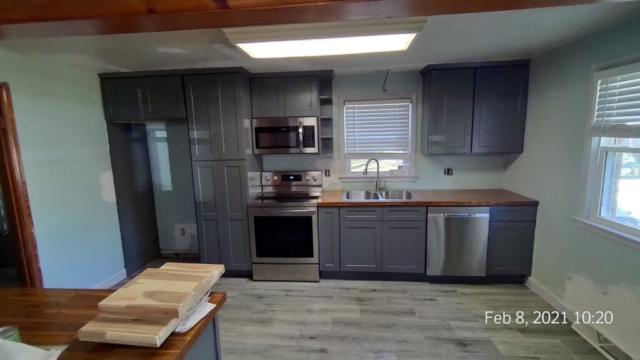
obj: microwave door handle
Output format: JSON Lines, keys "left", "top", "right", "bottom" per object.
{"left": 299, "top": 121, "right": 304, "bottom": 153}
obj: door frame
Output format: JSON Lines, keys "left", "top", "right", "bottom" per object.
{"left": 0, "top": 83, "right": 43, "bottom": 288}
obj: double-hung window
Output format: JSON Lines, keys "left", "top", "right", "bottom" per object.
{"left": 581, "top": 62, "right": 640, "bottom": 245}
{"left": 342, "top": 97, "right": 415, "bottom": 177}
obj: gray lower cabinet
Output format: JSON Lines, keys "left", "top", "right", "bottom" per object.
{"left": 487, "top": 222, "right": 535, "bottom": 275}
{"left": 184, "top": 73, "right": 248, "bottom": 161}
{"left": 340, "top": 221, "right": 382, "bottom": 272}
{"left": 192, "top": 160, "right": 251, "bottom": 270}
{"left": 318, "top": 208, "right": 340, "bottom": 271}
{"left": 382, "top": 221, "right": 426, "bottom": 273}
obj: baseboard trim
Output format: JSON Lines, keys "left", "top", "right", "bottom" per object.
{"left": 526, "top": 277, "right": 629, "bottom": 360}
{"left": 93, "top": 269, "right": 127, "bottom": 289}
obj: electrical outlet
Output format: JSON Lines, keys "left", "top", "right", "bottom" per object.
{"left": 444, "top": 168, "right": 454, "bottom": 176}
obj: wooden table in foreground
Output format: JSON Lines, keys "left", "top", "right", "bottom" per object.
{"left": 0, "top": 288, "right": 227, "bottom": 360}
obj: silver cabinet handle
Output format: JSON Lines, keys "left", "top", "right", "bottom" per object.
{"left": 299, "top": 121, "right": 304, "bottom": 153}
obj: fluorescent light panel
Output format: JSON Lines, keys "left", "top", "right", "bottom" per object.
{"left": 237, "top": 33, "right": 417, "bottom": 59}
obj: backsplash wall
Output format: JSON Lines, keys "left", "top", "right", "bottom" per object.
{"left": 262, "top": 71, "right": 509, "bottom": 190}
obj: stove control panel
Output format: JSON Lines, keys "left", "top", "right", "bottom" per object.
{"left": 262, "top": 171, "right": 322, "bottom": 186}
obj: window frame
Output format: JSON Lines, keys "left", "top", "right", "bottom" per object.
{"left": 338, "top": 93, "right": 418, "bottom": 181}
{"left": 577, "top": 61, "right": 640, "bottom": 250}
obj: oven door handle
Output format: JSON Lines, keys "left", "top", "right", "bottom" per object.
{"left": 299, "top": 121, "right": 304, "bottom": 154}
{"left": 250, "top": 208, "right": 317, "bottom": 216}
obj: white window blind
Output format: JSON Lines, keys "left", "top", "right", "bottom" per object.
{"left": 344, "top": 99, "right": 412, "bottom": 158}
{"left": 592, "top": 65, "right": 640, "bottom": 137}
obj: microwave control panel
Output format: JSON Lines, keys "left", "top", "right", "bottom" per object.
{"left": 303, "top": 126, "right": 316, "bottom": 148}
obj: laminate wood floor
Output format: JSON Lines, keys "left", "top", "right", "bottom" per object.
{"left": 212, "top": 278, "right": 604, "bottom": 360}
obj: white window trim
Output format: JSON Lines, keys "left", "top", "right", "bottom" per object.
{"left": 338, "top": 93, "right": 418, "bottom": 182}
{"left": 575, "top": 61, "right": 640, "bottom": 251}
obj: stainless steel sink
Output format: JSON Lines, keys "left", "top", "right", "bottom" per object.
{"left": 342, "top": 190, "right": 415, "bottom": 200}
{"left": 378, "top": 190, "right": 415, "bottom": 200}
{"left": 343, "top": 191, "right": 381, "bottom": 200}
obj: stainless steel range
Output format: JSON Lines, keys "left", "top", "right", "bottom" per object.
{"left": 248, "top": 171, "right": 322, "bottom": 282}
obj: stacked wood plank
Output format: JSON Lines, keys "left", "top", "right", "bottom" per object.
{"left": 78, "top": 263, "right": 224, "bottom": 347}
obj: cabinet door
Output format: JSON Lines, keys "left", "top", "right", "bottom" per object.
{"left": 425, "top": 69, "right": 475, "bottom": 154}
{"left": 214, "top": 75, "right": 246, "bottom": 160}
{"left": 340, "top": 221, "right": 382, "bottom": 272}
{"left": 192, "top": 160, "right": 251, "bottom": 270}
{"left": 185, "top": 75, "right": 219, "bottom": 160}
{"left": 214, "top": 161, "right": 251, "bottom": 270}
{"left": 192, "top": 161, "right": 222, "bottom": 264}
{"left": 251, "top": 78, "right": 285, "bottom": 118}
{"left": 472, "top": 65, "right": 529, "bottom": 153}
{"left": 318, "top": 208, "right": 340, "bottom": 271}
{"left": 382, "top": 221, "right": 426, "bottom": 273}
{"left": 144, "top": 76, "right": 186, "bottom": 119}
{"left": 107, "top": 122, "right": 160, "bottom": 275}
{"left": 284, "top": 77, "right": 319, "bottom": 117}
{"left": 487, "top": 222, "right": 535, "bottom": 275}
{"left": 101, "top": 77, "right": 144, "bottom": 121}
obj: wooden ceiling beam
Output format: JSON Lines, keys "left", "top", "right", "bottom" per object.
{"left": 0, "top": 0, "right": 635, "bottom": 40}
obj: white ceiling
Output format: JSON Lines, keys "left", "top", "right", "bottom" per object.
{"left": 1, "top": 3, "right": 639, "bottom": 74}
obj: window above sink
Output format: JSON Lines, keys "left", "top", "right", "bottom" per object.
{"left": 339, "top": 94, "right": 417, "bottom": 181}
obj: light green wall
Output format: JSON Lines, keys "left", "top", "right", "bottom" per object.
{"left": 263, "top": 71, "right": 509, "bottom": 189}
{"left": 503, "top": 16, "right": 640, "bottom": 355}
{"left": 0, "top": 50, "right": 124, "bottom": 288}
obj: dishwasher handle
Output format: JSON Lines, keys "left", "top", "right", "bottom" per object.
{"left": 428, "top": 213, "right": 489, "bottom": 218}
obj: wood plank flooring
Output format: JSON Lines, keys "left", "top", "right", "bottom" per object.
{"left": 212, "top": 278, "right": 604, "bottom": 360}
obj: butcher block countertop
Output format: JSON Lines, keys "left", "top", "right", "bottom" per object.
{"left": 318, "top": 189, "right": 538, "bottom": 207}
{"left": 0, "top": 288, "right": 226, "bottom": 360}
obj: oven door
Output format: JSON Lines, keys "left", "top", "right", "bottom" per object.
{"left": 252, "top": 118, "right": 318, "bottom": 154}
{"left": 249, "top": 207, "right": 318, "bottom": 264}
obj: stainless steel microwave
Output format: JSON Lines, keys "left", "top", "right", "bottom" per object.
{"left": 252, "top": 117, "right": 319, "bottom": 154}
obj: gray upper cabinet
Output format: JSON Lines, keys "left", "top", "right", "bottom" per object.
{"left": 472, "top": 66, "right": 529, "bottom": 153}
{"left": 102, "top": 77, "right": 144, "bottom": 121}
{"left": 487, "top": 221, "right": 535, "bottom": 275}
{"left": 318, "top": 207, "right": 340, "bottom": 271}
{"left": 340, "top": 221, "right": 382, "bottom": 272}
{"left": 144, "top": 76, "right": 186, "bottom": 119}
{"left": 185, "top": 74, "right": 247, "bottom": 161}
{"left": 421, "top": 61, "right": 529, "bottom": 155}
{"left": 251, "top": 78, "right": 285, "bottom": 118}
{"left": 192, "top": 160, "right": 251, "bottom": 270}
{"left": 101, "top": 76, "right": 185, "bottom": 121}
{"left": 423, "top": 69, "right": 475, "bottom": 154}
{"left": 251, "top": 76, "right": 320, "bottom": 118}
{"left": 284, "top": 77, "right": 319, "bottom": 116}
{"left": 382, "top": 221, "right": 426, "bottom": 273}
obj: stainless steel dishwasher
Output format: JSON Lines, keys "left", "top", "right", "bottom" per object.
{"left": 426, "top": 207, "right": 490, "bottom": 276}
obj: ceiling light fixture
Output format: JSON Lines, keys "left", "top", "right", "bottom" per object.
{"left": 237, "top": 33, "right": 417, "bottom": 59}
{"left": 223, "top": 18, "right": 426, "bottom": 59}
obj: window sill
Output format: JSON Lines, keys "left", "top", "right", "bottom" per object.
{"left": 339, "top": 175, "right": 418, "bottom": 183}
{"left": 572, "top": 217, "right": 640, "bottom": 251}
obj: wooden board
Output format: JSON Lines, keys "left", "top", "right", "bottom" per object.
{"left": 97, "top": 263, "right": 224, "bottom": 319}
{"left": 78, "top": 263, "right": 224, "bottom": 347}
{"left": 77, "top": 314, "right": 180, "bottom": 347}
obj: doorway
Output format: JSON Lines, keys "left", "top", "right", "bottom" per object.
{"left": 0, "top": 83, "right": 43, "bottom": 288}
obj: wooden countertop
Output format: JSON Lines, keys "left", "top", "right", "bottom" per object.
{"left": 318, "top": 189, "right": 538, "bottom": 206}
{"left": 0, "top": 288, "right": 226, "bottom": 360}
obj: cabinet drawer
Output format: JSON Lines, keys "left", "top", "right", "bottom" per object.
{"left": 340, "top": 207, "right": 382, "bottom": 221}
{"left": 490, "top": 206, "right": 537, "bottom": 222}
{"left": 382, "top": 207, "right": 426, "bottom": 221}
